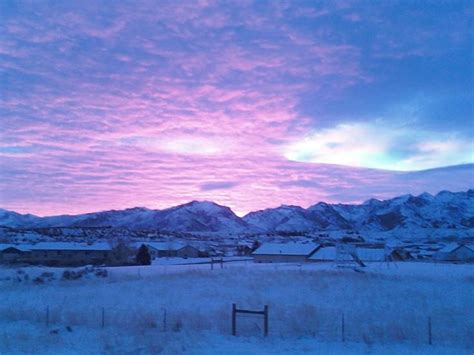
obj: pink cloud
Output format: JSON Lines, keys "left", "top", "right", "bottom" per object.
{"left": 1, "top": 0, "right": 471, "bottom": 217}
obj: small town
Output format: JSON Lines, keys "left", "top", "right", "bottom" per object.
{"left": 1, "top": 238, "right": 473, "bottom": 266}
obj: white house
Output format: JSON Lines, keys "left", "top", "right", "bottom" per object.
{"left": 309, "top": 245, "right": 409, "bottom": 264}
{"left": 356, "top": 248, "right": 387, "bottom": 262}
{"left": 252, "top": 242, "right": 320, "bottom": 263}
{"left": 308, "top": 246, "right": 361, "bottom": 265}
{"left": 308, "top": 246, "right": 337, "bottom": 262}
{"left": 434, "top": 243, "right": 474, "bottom": 262}
{"left": 309, "top": 245, "right": 385, "bottom": 266}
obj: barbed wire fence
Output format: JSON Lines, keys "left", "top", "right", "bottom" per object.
{"left": 0, "top": 303, "right": 472, "bottom": 348}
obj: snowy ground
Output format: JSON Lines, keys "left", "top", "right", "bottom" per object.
{"left": 0, "top": 261, "right": 473, "bottom": 354}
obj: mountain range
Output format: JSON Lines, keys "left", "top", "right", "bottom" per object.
{"left": 1, "top": 190, "right": 473, "bottom": 234}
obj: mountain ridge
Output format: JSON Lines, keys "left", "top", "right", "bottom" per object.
{"left": 1, "top": 190, "right": 473, "bottom": 234}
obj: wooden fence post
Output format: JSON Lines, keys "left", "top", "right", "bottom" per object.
{"left": 232, "top": 304, "right": 268, "bottom": 337}
{"left": 211, "top": 258, "right": 214, "bottom": 270}
{"left": 163, "top": 308, "right": 167, "bottom": 332}
{"left": 232, "top": 303, "right": 236, "bottom": 336}
{"left": 341, "top": 313, "right": 345, "bottom": 342}
{"left": 220, "top": 258, "right": 223, "bottom": 269}
{"left": 428, "top": 316, "right": 432, "bottom": 345}
{"left": 264, "top": 305, "right": 268, "bottom": 337}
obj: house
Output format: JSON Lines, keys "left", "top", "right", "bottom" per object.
{"left": 235, "top": 244, "right": 253, "bottom": 256}
{"left": 308, "top": 246, "right": 337, "bottom": 262}
{"left": 308, "top": 246, "right": 361, "bottom": 265}
{"left": 309, "top": 245, "right": 411, "bottom": 264}
{"left": 356, "top": 248, "right": 386, "bottom": 262}
{"left": 434, "top": 243, "right": 474, "bottom": 262}
{"left": 0, "top": 242, "right": 113, "bottom": 266}
{"left": 0, "top": 244, "right": 31, "bottom": 263}
{"left": 140, "top": 242, "right": 185, "bottom": 258}
{"left": 308, "top": 245, "right": 374, "bottom": 268}
{"left": 136, "top": 242, "right": 201, "bottom": 259}
{"left": 176, "top": 245, "right": 200, "bottom": 258}
{"left": 28, "top": 242, "right": 113, "bottom": 266}
{"left": 252, "top": 242, "right": 320, "bottom": 263}
{"left": 387, "top": 248, "right": 412, "bottom": 261}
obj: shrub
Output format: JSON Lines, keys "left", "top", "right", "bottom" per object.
{"left": 173, "top": 319, "right": 183, "bottom": 332}
{"left": 62, "top": 270, "right": 82, "bottom": 281}
{"left": 95, "top": 268, "right": 108, "bottom": 278}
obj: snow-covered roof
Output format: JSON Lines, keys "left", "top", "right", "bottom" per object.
{"left": 416, "top": 249, "right": 436, "bottom": 257}
{"left": 309, "top": 246, "right": 387, "bottom": 261}
{"left": 356, "top": 248, "right": 386, "bottom": 261}
{"left": 252, "top": 242, "right": 319, "bottom": 256}
{"left": 438, "top": 243, "right": 464, "bottom": 254}
{"left": 433, "top": 243, "right": 474, "bottom": 260}
{"left": 308, "top": 247, "right": 336, "bottom": 260}
{"left": 14, "top": 242, "right": 112, "bottom": 251}
{"left": 137, "top": 242, "right": 186, "bottom": 251}
{"left": 0, "top": 243, "right": 31, "bottom": 252}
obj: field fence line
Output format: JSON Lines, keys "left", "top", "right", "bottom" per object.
{"left": 0, "top": 304, "right": 472, "bottom": 348}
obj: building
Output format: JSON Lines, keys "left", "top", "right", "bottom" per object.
{"left": 387, "top": 248, "right": 412, "bottom": 261}
{"left": 434, "top": 243, "right": 474, "bottom": 262}
{"left": 140, "top": 242, "right": 184, "bottom": 258}
{"left": 308, "top": 246, "right": 361, "bottom": 266}
{"left": 252, "top": 242, "right": 320, "bottom": 263}
{"left": 235, "top": 244, "right": 253, "bottom": 256}
{"left": 356, "top": 248, "right": 387, "bottom": 262}
{"left": 309, "top": 245, "right": 411, "bottom": 264}
{"left": 308, "top": 246, "right": 337, "bottom": 262}
{"left": 176, "top": 245, "right": 200, "bottom": 258}
{"left": 29, "top": 242, "right": 112, "bottom": 266}
{"left": 0, "top": 244, "right": 31, "bottom": 263}
{"left": 137, "top": 242, "right": 202, "bottom": 259}
{"left": 0, "top": 242, "right": 112, "bottom": 266}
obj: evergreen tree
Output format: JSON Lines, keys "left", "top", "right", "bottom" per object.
{"left": 136, "top": 244, "right": 151, "bottom": 265}
{"left": 251, "top": 240, "right": 261, "bottom": 251}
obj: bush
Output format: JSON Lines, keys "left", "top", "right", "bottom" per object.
{"left": 173, "top": 319, "right": 183, "bottom": 332}
{"left": 15, "top": 269, "right": 29, "bottom": 283}
{"left": 62, "top": 270, "right": 82, "bottom": 280}
{"left": 62, "top": 267, "right": 108, "bottom": 281}
{"left": 33, "top": 272, "right": 55, "bottom": 284}
{"left": 95, "top": 268, "right": 108, "bottom": 278}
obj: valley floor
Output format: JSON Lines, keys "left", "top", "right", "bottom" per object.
{"left": 0, "top": 261, "right": 473, "bottom": 354}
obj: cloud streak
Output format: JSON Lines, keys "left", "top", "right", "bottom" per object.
{"left": 284, "top": 121, "right": 473, "bottom": 171}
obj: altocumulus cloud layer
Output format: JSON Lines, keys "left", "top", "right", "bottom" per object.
{"left": 0, "top": 0, "right": 473, "bottom": 216}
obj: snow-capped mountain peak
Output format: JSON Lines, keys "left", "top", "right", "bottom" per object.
{"left": 0, "top": 190, "right": 472, "bottom": 235}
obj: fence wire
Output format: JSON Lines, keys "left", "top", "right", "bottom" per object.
{"left": 0, "top": 304, "right": 472, "bottom": 348}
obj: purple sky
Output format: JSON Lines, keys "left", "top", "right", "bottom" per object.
{"left": 1, "top": 0, "right": 473, "bottom": 216}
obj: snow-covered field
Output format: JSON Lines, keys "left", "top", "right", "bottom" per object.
{"left": 0, "top": 261, "right": 473, "bottom": 354}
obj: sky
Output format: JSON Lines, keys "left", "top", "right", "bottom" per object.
{"left": 0, "top": 0, "right": 473, "bottom": 216}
